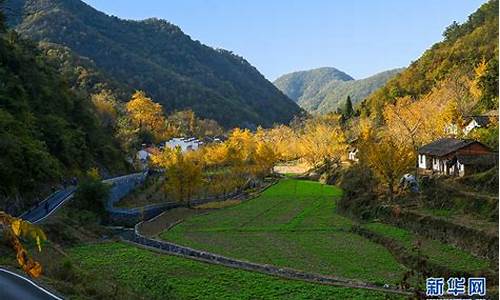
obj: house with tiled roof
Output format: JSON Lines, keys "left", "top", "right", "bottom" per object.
{"left": 418, "top": 138, "right": 496, "bottom": 177}
{"left": 463, "top": 115, "right": 497, "bottom": 135}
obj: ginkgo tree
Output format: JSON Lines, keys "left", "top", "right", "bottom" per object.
{"left": 358, "top": 124, "right": 414, "bottom": 201}
{"left": 151, "top": 147, "right": 203, "bottom": 205}
{"left": 125, "top": 91, "right": 167, "bottom": 141}
{"left": 298, "top": 117, "right": 347, "bottom": 169}
{"left": 0, "top": 212, "right": 46, "bottom": 277}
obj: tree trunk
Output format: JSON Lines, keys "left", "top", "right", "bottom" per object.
{"left": 388, "top": 179, "right": 394, "bottom": 201}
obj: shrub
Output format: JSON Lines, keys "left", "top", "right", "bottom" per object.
{"left": 419, "top": 176, "right": 454, "bottom": 209}
{"left": 72, "top": 178, "right": 110, "bottom": 217}
{"left": 337, "top": 164, "right": 379, "bottom": 220}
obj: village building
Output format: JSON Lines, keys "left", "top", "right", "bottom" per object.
{"left": 445, "top": 111, "right": 498, "bottom": 137}
{"left": 418, "top": 138, "right": 496, "bottom": 177}
{"left": 444, "top": 123, "right": 459, "bottom": 136}
{"left": 463, "top": 115, "right": 495, "bottom": 135}
{"left": 346, "top": 138, "right": 359, "bottom": 163}
{"left": 136, "top": 146, "right": 160, "bottom": 169}
{"left": 348, "top": 147, "right": 359, "bottom": 162}
{"left": 161, "top": 137, "right": 203, "bottom": 152}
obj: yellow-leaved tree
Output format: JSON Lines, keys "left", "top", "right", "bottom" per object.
{"left": 125, "top": 91, "right": 166, "bottom": 141}
{"left": 262, "top": 125, "right": 300, "bottom": 161}
{"left": 359, "top": 130, "right": 414, "bottom": 201}
{"left": 299, "top": 118, "right": 347, "bottom": 169}
{"left": 91, "top": 89, "right": 118, "bottom": 129}
{"left": 151, "top": 148, "right": 203, "bottom": 205}
{"left": 0, "top": 212, "right": 46, "bottom": 277}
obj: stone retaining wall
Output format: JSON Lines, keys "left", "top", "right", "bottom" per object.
{"left": 105, "top": 171, "right": 255, "bottom": 226}
{"left": 118, "top": 226, "right": 413, "bottom": 297}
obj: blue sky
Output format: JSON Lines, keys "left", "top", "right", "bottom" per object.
{"left": 82, "top": 0, "right": 485, "bottom": 80}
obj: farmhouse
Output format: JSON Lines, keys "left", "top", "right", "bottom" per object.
{"left": 418, "top": 138, "right": 496, "bottom": 177}
{"left": 445, "top": 111, "right": 498, "bottom": 136}
{"left": 161, "top": 137, "right": 203, "bottom": 152}
{"left": 136, "top": 146, "right": 161, "bottom": 169}
{"left": 348, "top": 147, "right": 359, "bottom": 162}
{"left": 463, "top": 115, "right": 496, "bottom": 135}
{"left": 136, "top": 147, "right": 160, "bottom": 161}
{"left": 346, "top": 138, "right": 359, "bottom": 162}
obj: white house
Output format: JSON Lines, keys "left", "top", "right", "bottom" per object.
{"left": 136, "top": 147, "right": 160, "bottom": 169}
{"left": 162, "top": 137, "right": 203, "bottom": 152}
{"left": 463, "top": 116, "right": 493, "bottom": 135}
{"left": 418, "top": 138, "right": 495, "bottom": 177}
{"left": 348, "top": 147, "right": 359, "bottom": 162}
{"left": 136, "top": 147, "right": 159, "bottom": 161}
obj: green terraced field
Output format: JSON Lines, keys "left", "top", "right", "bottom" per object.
{"left": 69, "top": 242, "right": 406, "bottom": 300}
{"left": 161, "top": 178, "right": 407, "bottom": 284}
{"left": 362, "top": 222, "right": 491, "bottom": 272}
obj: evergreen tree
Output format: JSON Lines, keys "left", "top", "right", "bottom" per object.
{"left": 344, "top": 96, "right": 354, "bottom": 118}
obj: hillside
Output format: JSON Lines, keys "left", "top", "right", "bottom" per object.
{"left": 274, "top": 67, "right": 402, "bottom": 113}
{"left": 273, "top": 67, "right": 354, "bottom": 104}
{"left": 0, "top": 24, "right": 127, "bottom": 212}
{"left": 5, "top": 0, "right": 301, "bottom": 128}
{"left": 362, "top": 0, "right": 499, "bottom": 121}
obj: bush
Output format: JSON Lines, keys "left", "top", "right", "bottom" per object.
{"left": 72, "top": 178, "right": 110, "bottom": 217}
{"left": 419, "top": 176, "right": 454, "bottom": 209}
{"left": 337, "top": 164, "right": 379, "bottom": 220}
{"left": 455, "top": 166, "right": 499, "bottom": 194}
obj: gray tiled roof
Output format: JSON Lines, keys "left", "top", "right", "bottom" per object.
{"left": 418, "top": 138, "right": 477, "bottom": 156}
{"left": 468, "top": 116, "right": 492, "bottom": 127}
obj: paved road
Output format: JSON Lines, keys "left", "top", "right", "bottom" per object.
{"left": 19, "top": 187, "right": 76, "bottom": 224}
{"left": 0, "top": 269, "right": 62, "bottom": 300}
{"left": 1, "top": 173, "right": 147, "bottom": 300}
{"left": 1, "top": 188, "right": 75, "bottom": 300}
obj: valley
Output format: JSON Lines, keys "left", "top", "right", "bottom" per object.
{"left": 0, "top": 0, "right": 498, "bottom": 299}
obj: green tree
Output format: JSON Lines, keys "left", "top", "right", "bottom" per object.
{"left": 72, "top": 170, "right": 110, "bottom": 218}
{"left": 344, "top": 96, "right": 354, "bottom": 118}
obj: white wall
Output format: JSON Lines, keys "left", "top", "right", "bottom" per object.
{"left": 164, "top": 137, "right": 201, "bottom": 152}
{"left": 348, "top": 149, "right": 359, "bottom": 162}
{"left": 136, "top": 149, "right": 150, "bottom": 161}
{"left": 418, "top": 154, "right": 427, "bottom": 169}
{"left": 463, "top": 120, "right": 479, "bottom": 135}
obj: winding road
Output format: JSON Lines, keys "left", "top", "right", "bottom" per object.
{"left": 1, "top": 188, "right": 77, "bottom": 299}
{"left": 1, "top": 173, "right": 145, "bottom": 300}
{"left": 19, "top": 188, "right": 76, "bottom": 224}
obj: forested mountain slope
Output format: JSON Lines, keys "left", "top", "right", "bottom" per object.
{"left": 313, "top": 69, "right": 403, "bottom": 114}
{"left": 361, "top": 0, "right": 498, "bottom": 121}
{"left": 0, "top": 24, "right": 127, "bottom": 211}
{"left": 274, "top": 67, "right": 402, "bottom": 114}
{"left": 5, "top": 0, "right": 301, "bottom": 128}
{"left": 274, "top": 67, "right": 354, "bottom": 104}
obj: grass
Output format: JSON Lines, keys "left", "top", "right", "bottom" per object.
{"left": 194, "top": 199, "right": 242, "bottom": 209}
{"left": 161, "top": 178, "right": 407, "bottom": 284}
{"left": 68, "top": 242, "right": 407, "bottom": 300}
{"left": 412, "top": 206, "right": 498, "bottom": 235}
{"left": 362, "top": 222, "right": 491, "bottom": 272}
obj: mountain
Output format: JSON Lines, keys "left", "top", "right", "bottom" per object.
{"left": 273, "top": 67, "right": 354, "bottom": 104}
{"left": 0, "top": 23, "right": 127, "bottom": 211}
{"left": 362, "top": 0, "right": 498, "bottom": 121}
{"left": 273, "top": 67, "right": 402, "bottom": 114}
{"left": 5, "top": 0, "right": 301, "bottom": 128}
{"left": 314, "top": 69, "right": 404, "bottom": 114}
